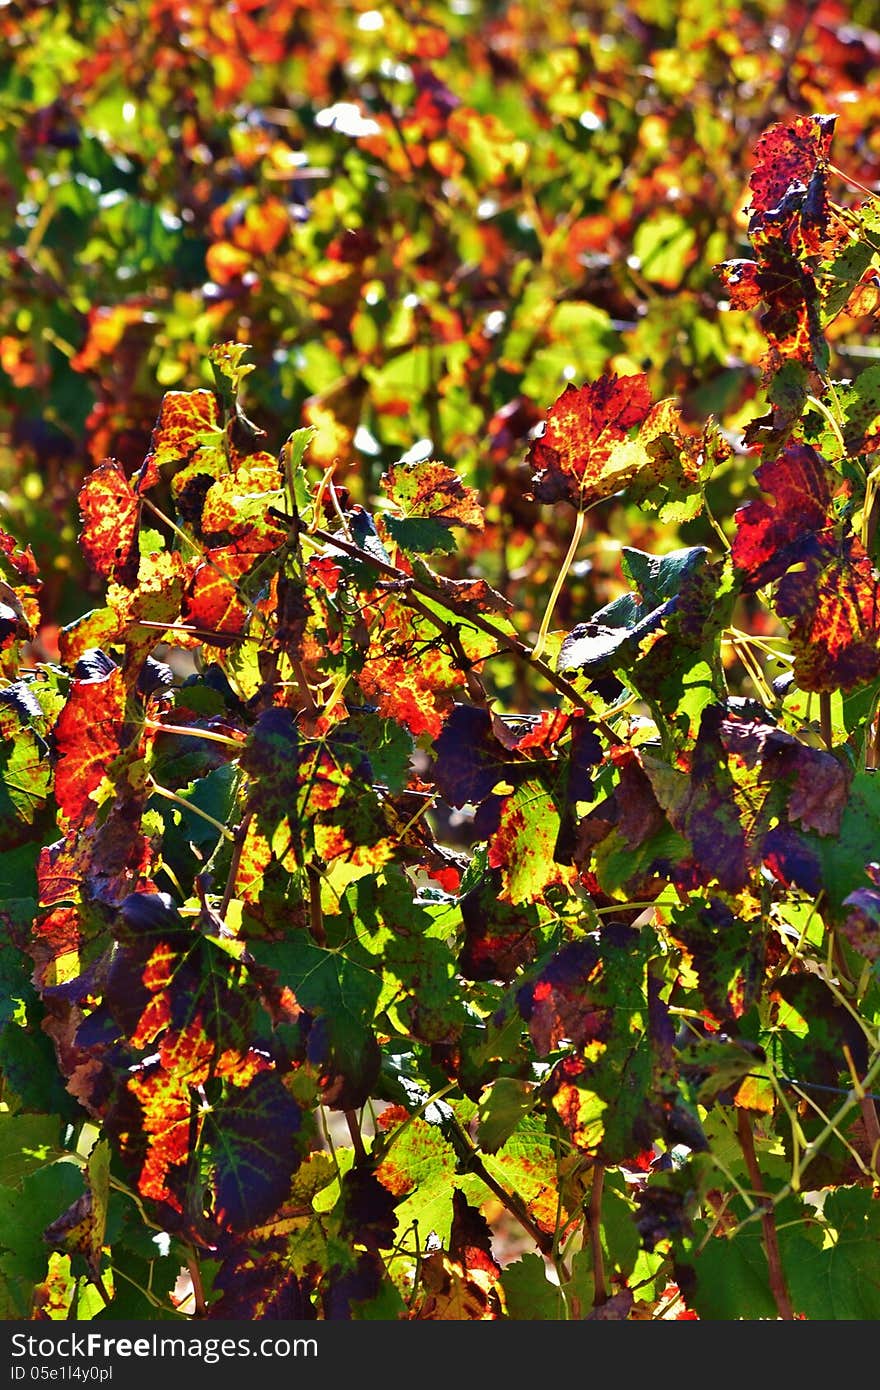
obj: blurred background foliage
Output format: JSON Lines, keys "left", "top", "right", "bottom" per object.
{"left": 2, "top": 0, "right": 880, "bottom": 644}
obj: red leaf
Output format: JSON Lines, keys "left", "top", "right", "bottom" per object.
{"left": 517, "top": 940, "right": 605, "bottom": 1055}
{"left": 751, "top": 217, "right": 826, "bottom": 367}
{"left": 37, "top": 812, "right": 155, "bottom": 919}
{"left": 734, "top": 446, "right": 880, "bottom": 688}
{"left": 717, "top": 115, "right": 839, "bottom": 374}
{"left": 748, "top": 115, "right": 836, "bottom": 220}
{"left": 716, "top": 259, "right": 762, "bottom": 311}
{"left": 762, "top": 825, "right": 822, "bottom": 895}
{"left": 136, "top": 389, "right": 221, "bottom": 492}
{"left": 612, "top": 744, "right": 668, "bottom": 848}
{"left": 776, "top": 536, "right": 880, "bottom": 691}
{"left": 511, "top": 709, "right": 571, "bottom": 751}
{"left": 30, "top": 906, "right": 81, "bottom": 989}
{"left": 358, "top": 610, "right": 465, "bottom": 738}
{"left": 54, "top": 666, "right": 126, "bottom": 827}
{"left": 448, "top": 1189, "right": 500, "bottom": 1281}
{"left": 459, "top": 870, "right": 539, "bottom": 981}
{"left": 208, "top": 1236, "right": 316, "bottom": 1321}
{"left": 527, "top": 374, "right": 653, "bottom": 507}
{"left": 78, "top": 459, "right": 139, "bottom": 582}
{"left": 380, "top": 459, "right": 484, "bottom": 530}
{"left": 732, "top": 444, "right": 834, "bottom": 591}
{"left": 199, "top": 452, "right": 287, "bottom": 550}
{"left": 182, "top": 548, "right": 252, "bottom": 641}
{"left": 0, "top": 527, "right": 38, "bottom": 581}
{"left": 127, "top": 1060, "right": 197, "bottom": 1209}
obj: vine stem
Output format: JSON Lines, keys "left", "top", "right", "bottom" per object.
{"left": 783, "top": 1077, "right": 873, "bottom": 1184}
{"left": 806, "top": 393, "right": 846, "bottom": 459}
{"left": 345, "top": 1110, "right": 368, "bottom": 1164}
{"left": 531, "top": 508, "right": 586, "bottom": 663}
{"left": 88, "top": 1275, "right": 111, "bottom": 1308}
{"left": 764, "top": 1047, "right": 880, "bottom": 1213}
{"left": 587, "top": 1162, "right": 607, "bottom": 1308}
{"left": 736, "top": 1110, "right": 795, "bottom": 1320}
{"left": 842, "top": 1043, "right": 880, "bottom": 1176}
{"left": 819, "top": 692, "right": 833, "bottom": 750}
{"left": 144, "top": 720, "right": 245, "bottom": 750}
{"left": 306, "top": 863, "right": 326, "bottom": 946}
{"left": 426, "top": 1107, "right": 556, "bottom": 1259}
{"left": 148, "top": 778, "right": 237, "bottom": 842}
{"left": 219, "top": 807, "right": 254, "bottom": 918}
{"left": 133, "top": 619, "right": 260, "bottom": 644}
{"left": 864, "top": 465, "right": 880, "bottom": 552}
{"left": 375, "top": 1083, "right": 555, "bottom": 1258}
{"left": 185, "top": 1251, "right": 207, "bottom": 1318}
{"left": 465, "top": 1151, "right": 555, "bottom": 1259}
{"left": 702, "top": 493, "right": 731, "bottom": 552}
{"left": 828, "top": 161, "right": 880, "bottom": 201}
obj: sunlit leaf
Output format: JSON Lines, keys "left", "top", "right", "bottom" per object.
{"left": 409, "top": 1189, "right": 503, "bottom": 1320}
{"left": 78, "top": 460, "right": 140, "bottom": 583}
{"left": 53, "top": 665, "right": 127, "bottom": 827}
{"left": 136, "top": 389, "right": 222, "bottom": 493}
{"left": 381, "top": 459, "right": 484, "bottom": 553}
{"left": 527, "top": 374, "right": 653, "bottom": 508}
{"left": 734, "top": 446, "right": 880, "bottom": 690}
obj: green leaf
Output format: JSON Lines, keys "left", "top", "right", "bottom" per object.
{"left": 0, "top": 847, "right": 37, "bottom": 900}
{"left": 476, "top": 1077, "right": 537, "bottom": 1153}
{"left": 812, "top": 771, "right": 880, "bottom": 912}
{"left": 384, "top": 515, "right": 457, "bottom": 553}
{"left": 487, "top": 778, "right": 578, "bottom": 905}
{"left": 840, "top": 361, "right": 880, "bottom": 455}
{"left": 255, "top": 937, "right": 380, "bottom": 1029}
{"left": 252, "top": 937, "right": 382, "bottom": 1108}
{"left": 0, "top": 708, "right": 50, "bottom": 830}
{"left": 343, "top": 871, "right": 465, "bottom": 1044}
{"left": 0, "top": 1163, "right": 86, "bottom": 1285}
{"left": 592, "top": 823, "right": 689, "bottom": 897}
{"left": 482, "top": 1112, "right": 561, "bottom": 1236}
{"left": 501, "top": 1252, "right": 566, "bottom": 1319}
{"left": 687, "top": 1212, "right": 777, "bottom": 1320}
{"left": 0, "top": 1113, "right": 62, "bottom": 1185}
{"left": 345, "top": 710, "right": 413, "bottom": 795}
{"left": 823, "top": 240, "right": 875, "bottom": 323}
{"left": 558, "top": 545, "right": 709, "bottom": 675}
{"left": 373, "top": 1112, "right": 487, "bottom": 1246}
{"left": 600, "top": 1176, "right": 642, "bottom": 1280}
{"left": 99, "top": 1203, "right": 188, "bottom": 1320}
{"left": 784, "top": 1187, "right": 880, "bottom": 1319}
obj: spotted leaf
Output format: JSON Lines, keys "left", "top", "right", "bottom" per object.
{"left": 527, "top": 374, "right": 653, "bottom": 508}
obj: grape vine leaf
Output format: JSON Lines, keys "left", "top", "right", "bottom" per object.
{"left": 527, "top": 373, "right": 654, "bottom": 508}
{"left": 380, "top": 459, "right": 484, "bottom": 553}
{"left": 78, "top": 460, "right": 140, "bottom": 584}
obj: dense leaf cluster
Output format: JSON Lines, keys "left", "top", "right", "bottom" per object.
{"left": 4, "top": 0, "right": 880, "bottom": 1324}
{"left": 3, "top": 0, "right": 880, "bottom": 631}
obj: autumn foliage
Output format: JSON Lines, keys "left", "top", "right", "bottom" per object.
{"left": 5, "top": 0, "right": 880, "bottom": 1324}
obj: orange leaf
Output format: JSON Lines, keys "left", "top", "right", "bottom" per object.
{"left": 137, "top": 390, "right": 221, "bottom": 492}
{"left": 78, "top": 459, "right": 139, "bottom": 582}
{"left": 54, "top": 666, "right": 126, "bottom": 827}
{"left": 528, "top": 373, "right": 653, "bottom": 507}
